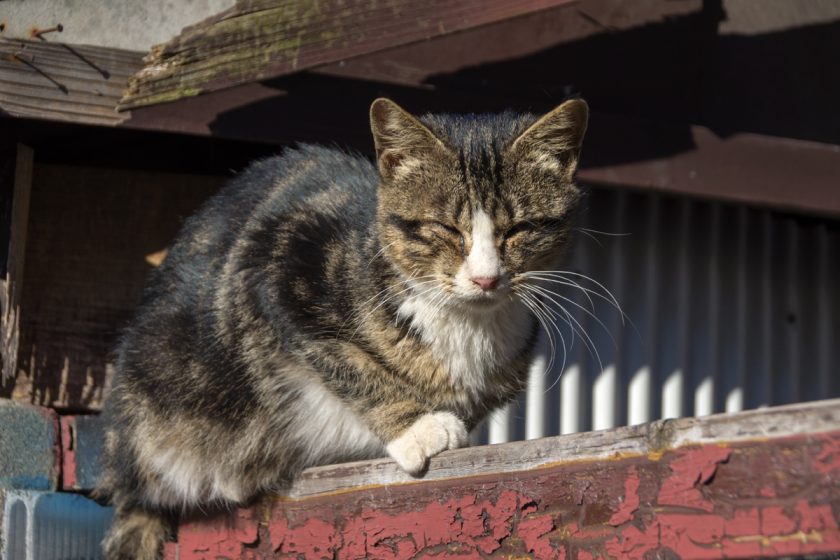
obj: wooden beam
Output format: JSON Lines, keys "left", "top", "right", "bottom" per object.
{"left": 0, "top": 143, "right": 32, "bottom": 387}
{"left": 579, "top": 114, "right": 840, "bottom": 218}
{"left": 117, "top": 0, "right": 576, "bottom": 110}
{"left": 0, "top": 39, "right": 143, "bottom": 125}
{"left": 312, "top": 0, "right": 703, "bottom": 88}
{"left": 168, "top": 399, "right": 840, "bottom": 558}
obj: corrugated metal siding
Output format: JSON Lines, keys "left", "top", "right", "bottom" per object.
{"left": 473, "top": 187, "right": 840, "bottom": 445}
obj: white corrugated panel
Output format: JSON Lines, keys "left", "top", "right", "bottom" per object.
{"left": 473, "top": 187, "right": 840, "bottom": 445}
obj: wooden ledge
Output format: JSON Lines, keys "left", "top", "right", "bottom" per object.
{"left": 169, "top": 399, "right": 840, "bottom": 559}
{"left": 288, "top": 398, "right": 840, "bottom": 500}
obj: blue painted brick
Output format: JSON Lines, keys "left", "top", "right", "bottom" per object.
{"left": 61, "top": 415, "right": 106, "bottom": 491}
{"left": 73, "top": 415, "right": 105, "bottom": 492}
{"left": 0, "top": 400, "right": 59, "bottom": 491}
{"left": 1, "top": 489, "right": 114, "bottom": 560}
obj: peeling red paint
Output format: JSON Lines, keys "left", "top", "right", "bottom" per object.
{"left": 795, "top": 500, "right": 838, "bottom": 532}
{"left": 608, "top": 466, "right": 640, "bottom": 526}
{"left": 266, "top": 490, "right": 524, "bottom": 559}
{"left": 59, "top": 415, "right": 77, "bottom": 490}
{"left": 169, "top": 431, "right": 840, "bottom": 558}
{"left": 518, "top": 510, "right": 555, "bottom": 558}
{"left": 270, "top": 517, "right": 339, "bottom": 558}
{"left": 815, "top": 434, "right": 840, "bottom": 473}
{"left": 724, "top": 507, "right": 760, "bottom": 537}
{"left": 604, "top": 522, "right": 660, "bottom": 559}
{"left": 177, "top": 508, "right": 258, "bottom": 560}
{"left": 657, "top": 445, "right": 731, "bottom": 511}
{"left": 761, "top": 506, "right": 798, "bottom": 536}
{"left": 603, "top": 500, "right": 840, "bottom": 559}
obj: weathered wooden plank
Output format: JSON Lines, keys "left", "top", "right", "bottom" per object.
{"left": 579, "top": 115, "right": 840, "bottom": 218}
{"left": 167, "top": 399, "right": 840, "bottom": 558}
{"left": 0, "top": 39, "right": 143, "bottom": 125}
{"left": 7, "top": 164, "right": 224, "bottom": 411}
{"left": 118, "top": 0, "right": 576, "bottom": 109}
{"left": 0, "top": 143, "right": 32, "bottom": 387}
{"left": 313, "top": 0, "right": 703, "bottom": 87}
{"left": 290, "top": 398, "right": 840, "bottom": 499}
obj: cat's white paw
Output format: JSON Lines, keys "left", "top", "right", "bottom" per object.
{"left": 386, "top": 412, "right": 468, "bottom": 476}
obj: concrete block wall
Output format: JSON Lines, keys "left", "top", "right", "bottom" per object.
{"left": 0, "top": 400, "right": 112, "bottom": 559}
{"left": 0, "top": 401, "right": 59, "bottom": 491}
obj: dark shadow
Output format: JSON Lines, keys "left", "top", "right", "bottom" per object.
{"left": 426, "top": 0, "right": 840, "bottom": 145}
{"left": 207, "top": 0, "right": 840, "bottom": 171}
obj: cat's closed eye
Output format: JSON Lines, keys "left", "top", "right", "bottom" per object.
{"left": 504, "top": 217, "right": 567, "bottom": 241}
{"left": 503, "top": 221, "right": 535, "bottom": 241}
{"left": 426, "top": 221, "right": 465, "bottom": 253}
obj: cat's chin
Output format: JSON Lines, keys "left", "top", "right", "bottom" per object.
{"left": 455, "top": 290, "right": 511, "bottom": 311}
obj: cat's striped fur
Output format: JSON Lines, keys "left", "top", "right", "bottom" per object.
{"left": 98, "top": 98, "right": 588, "bottom": 558}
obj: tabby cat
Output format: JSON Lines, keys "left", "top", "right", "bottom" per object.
{"left": 99, "top": 97, "right": 588, "bottom": 558}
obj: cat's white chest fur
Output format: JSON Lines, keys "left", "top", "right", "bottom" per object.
{"left": 397, "top": 291, "right": 530, "bottom": 398}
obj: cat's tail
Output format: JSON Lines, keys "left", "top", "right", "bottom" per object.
{"left": 102, "top": 506, "right": 172, "bottom": 560}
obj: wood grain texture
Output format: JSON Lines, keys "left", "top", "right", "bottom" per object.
{"left": 0, "top": 144, "right": 32, "bottom": 386}
{"left": 0, "top": 39, "right": 143, "bottom": 125}
{"left": 288, "top": 398, "right": 840, "bottom": 499}
{"left": 118, "top": 0, "right": 576, "bottom": 109}
{"left": 8, "top": 164, "right": 224, "bottom": 411}
{"left": 313, "top": 0, "right": 703, "bottom": 87}
{"left": 168, "top": 399, "right": 840, "bottom": 559}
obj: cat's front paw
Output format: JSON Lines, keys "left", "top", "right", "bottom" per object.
{"left": 386, "top": 411, "right": 468, "bottom": 476}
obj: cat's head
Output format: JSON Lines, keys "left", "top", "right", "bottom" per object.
{"left": 370, "top": 98, "right": 587, "bottom": 309}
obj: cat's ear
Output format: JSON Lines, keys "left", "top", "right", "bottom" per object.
{"left": 509, "top": 98, "right": 588, "bottom": 180}
{"left": 370, "top": 98, "right": 448, "bottom": 181}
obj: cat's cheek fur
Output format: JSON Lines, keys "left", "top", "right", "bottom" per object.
{"left": 385, "top": 412, "right": 468, "bottom": 475}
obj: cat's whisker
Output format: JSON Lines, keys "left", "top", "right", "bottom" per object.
{"left": 522, "top": 281, "right": 616, "bottom": 357}
{"left": 576, "top": 227, "right": 631, "bottom": 237}
{"left": 514, "top": 293, "right": 555, "bottom": 378}
{"left": 365, "top": 241, "right": 396, "bottom": 268}
{"left": 516, "top": 286, "right": 577, "bottom": 358}
{"left": 528, "top": 286, "right": 605, "bottom": 374}
{"left": 526, "top": 272, "right": 642, "bottom": 343}
{"left": 345, "top": 274, "right": 437, "bottom": 321}
{"left": 517, "top": 286, "right": 571, "bottom": 376}
{"left": 533, "top": 276, "right": 598, "bottom": 316}
{"left": 514, "top": 287, "right": 563, "bottom": 380}
{"left": 346, "top": 278, "right": 441, "bottom": 340}
{"left": 521, "top": 283, "right": 604, "bottom": 372}
{"left": 574, "top": 228, "right": 604, "bottom": 248}
{"left": 523, "top": 270, "right": 626, "bottom": 324}
{"left": 527, "top": 275, "right": 598, "bottom": 312}
{"left": 522, "top": 271, "right": 611, "bottom": 312}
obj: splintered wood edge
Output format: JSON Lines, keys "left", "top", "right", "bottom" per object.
{"left": 283, "top": 398, "right": 840, "bottom": 499}
{"left": 118, "top": 0, "right": 577, "bottom": 110}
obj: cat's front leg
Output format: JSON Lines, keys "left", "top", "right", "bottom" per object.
{"left": 385, "top": 411, "right": 468, "bottom": 475}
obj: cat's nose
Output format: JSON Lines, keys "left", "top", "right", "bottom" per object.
{"left": 471, "top": 276, "right": 499, "bottom": 291}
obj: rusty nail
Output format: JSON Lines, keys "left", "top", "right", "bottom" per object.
{"left": 31, "top": 24, "right": 64, "bottom": 39}
{"left": 0, "top": 22, "right": 6, "bottom": 33}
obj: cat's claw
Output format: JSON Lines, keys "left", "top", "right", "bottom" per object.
{"left": 386, "top": 411, "right": 468, "bottom": 476}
